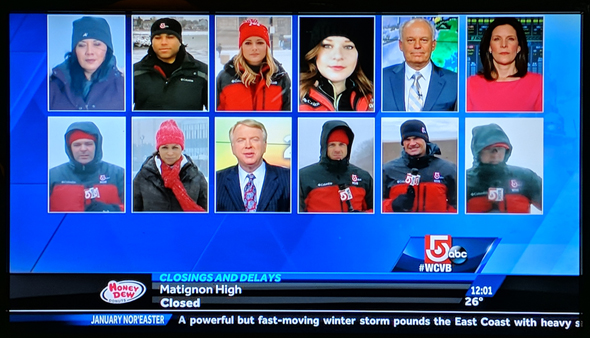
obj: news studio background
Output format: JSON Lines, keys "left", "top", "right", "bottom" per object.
{"left": 8, "top": 10, "right": 582, "bottom": 336}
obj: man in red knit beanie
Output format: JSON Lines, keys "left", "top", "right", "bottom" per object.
{"left": 49, "top": 121, "right": 125, "bottom": 212}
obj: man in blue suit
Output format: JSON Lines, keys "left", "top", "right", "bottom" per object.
{"left": 383, "top": 18, "right": 457, "bottom": 111}
{"left": 216, "top": 119, "right": 290, "bottom": 212}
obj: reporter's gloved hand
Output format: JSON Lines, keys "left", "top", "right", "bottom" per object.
{"left": 391, "top": 186, "right": 415, "bottom": 212}
{"left": 85, "top": 201, "right": 121, "bottom": 212}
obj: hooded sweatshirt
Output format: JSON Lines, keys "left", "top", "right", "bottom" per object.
{"left": 299, "top": 120, "right": 373, "bottom": 212}
{"left": 49, "top": 121, "right": 124, "bottom": 212}
{"left": 466, "top": 123, "right": 542, "bottom": 213}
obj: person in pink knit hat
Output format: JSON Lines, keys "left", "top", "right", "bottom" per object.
{"left": 133, "top": 119, "right": 207, "bottom": 212}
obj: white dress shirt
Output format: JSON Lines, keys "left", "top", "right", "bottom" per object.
{"left": 404, "top": 62, "right": 433, "bottom": 110}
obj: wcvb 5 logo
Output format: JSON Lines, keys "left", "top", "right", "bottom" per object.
{"left": 100, "top": 280, "right": 146, "bottom": 304}
{"left": 424, "top": 235, "right": 467, "bottom": 265}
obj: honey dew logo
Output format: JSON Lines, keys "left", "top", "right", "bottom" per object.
{"left": 423, "top": 235, "right": 467, "bottom": 272}
{"left": 100, "top": 280, "right": 146, "bottom": 304}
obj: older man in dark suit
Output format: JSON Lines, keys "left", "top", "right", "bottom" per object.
{"left": 383, "top": 17, "right": 457, "bottom": 112}
{"left": 216, "top": 119, "right": 290, "bottom": 212}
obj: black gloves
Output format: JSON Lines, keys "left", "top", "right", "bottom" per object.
{"left": 391, "top": 186, "right": 415, "bottom": 212}
{"left": 85, "top": 201, "right": 121, "bottom": 212}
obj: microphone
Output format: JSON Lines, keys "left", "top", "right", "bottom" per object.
{"left": 84, "top": 186, "right": 101, "bottom": 200}
{"left": 487, "top": 180, "right": 504, "bottom": 201}
{"left": 405, "top": 168, "right": 420, "bottom": 204}
{"left": 488, "top": 180, "right": 504, "bottom": 212}
{"left": 338, "top": 183, "right": 355, "bottom": 212}
{"left": 405, "top": 168, "right": 420, "bottom": 191}
{"left": 410, "top": 168, "right": 420, "bottom": 186}
{"left": 393, "top": 170, "right": 419, "bottom": 212}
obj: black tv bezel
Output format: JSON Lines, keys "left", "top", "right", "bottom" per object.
{"left": 3, "top": 1, "right": 587, "bottom": 337}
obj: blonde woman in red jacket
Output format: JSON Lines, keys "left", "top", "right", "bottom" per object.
{"left": 216, "top": 18, "right": 291, "bottom": 111}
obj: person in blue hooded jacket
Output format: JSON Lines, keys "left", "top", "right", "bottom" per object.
{"left": 49, "top": 16, "right": 124, "bottom": 110}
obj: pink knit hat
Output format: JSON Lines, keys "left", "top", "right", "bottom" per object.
{"left": 156, "top": 120, "right": 184, "bottom": 150}
{"left": 239, "top": 18, "right": 270, "bottom": 47}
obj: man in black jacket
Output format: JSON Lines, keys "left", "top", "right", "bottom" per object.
{"left": 134, "top": 18, "right": 208, "bottom": 110}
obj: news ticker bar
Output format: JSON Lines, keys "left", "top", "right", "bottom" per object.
{"left": 10, "top": 274, "right": 580, "bottom": 312}
{"left": 9, "top": 311, "right": 582, "bottom": 335}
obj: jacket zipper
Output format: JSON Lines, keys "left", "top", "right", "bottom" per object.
{"left": 318, "top": 83, "right": 338, "bottom": 111}
{"left": 415, "top": 185, "right": 420, "bottom": 212}
{"left": 422, "top": 185, "right": 427, "bottom": 211}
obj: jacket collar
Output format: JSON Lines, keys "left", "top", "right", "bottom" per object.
{"left": 401, "top": 142, "right": 441, "bottom": 169}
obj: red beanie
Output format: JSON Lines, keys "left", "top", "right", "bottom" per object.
{"left": 156, "top": 120, "right": 184, "bottom": 150}
{"left": 327, "top": 128, "right": 349, "bottom": 145}
{"left": 239, "top": 18, "right": 270, "bottom": 47}
{"left": 485, "top": 142, "right": 510, "bottom": 150}
{"left": 68, "top": 130, "right": 96, "bottom": 146}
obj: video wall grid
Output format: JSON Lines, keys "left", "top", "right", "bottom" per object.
{"left": 9, "top": 11, "right": 581, "bottom": 335}
{"left": 10, "top": 12, "right": 580, "bottom": 271}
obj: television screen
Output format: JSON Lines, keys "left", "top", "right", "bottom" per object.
{"left": 7, "top": 3, "right": 585, "bottom": 336}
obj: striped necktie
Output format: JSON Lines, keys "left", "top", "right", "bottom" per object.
{"left": 243, "top": 173, "right": 257, "bottom": 212}
{"left": 408, "top": 72, "right": 424, "bottom": 111}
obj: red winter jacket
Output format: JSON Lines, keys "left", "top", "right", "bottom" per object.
{"left": 49, "top": 122, "right": 124, "bottom": 212}
{"left": 299, "top": 77, "right": 373, "bottom": 112}
{"left": 382, "top": 145, "right": 457, "bottom": 213}
{"left": 299, "top": 120, "right": 373, "bottom": 213}
{"left": 466, "top": 123, "right": 542, "bottom": 213}
{"left": 216, "top": 58, "right": 291, "bottom": 111}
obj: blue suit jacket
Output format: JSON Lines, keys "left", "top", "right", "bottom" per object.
{"left": 382, "top": 62, "right": 457, "bottom": 111}
{"left": 216, "top": 162, "right": 290, "bottom": 212}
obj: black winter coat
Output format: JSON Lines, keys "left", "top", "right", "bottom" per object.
{"left": 133, "top": 46, "right": 208, "bottom": 110}
{"left": 133, "top": 155, "right": 208, "bottom": 211}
